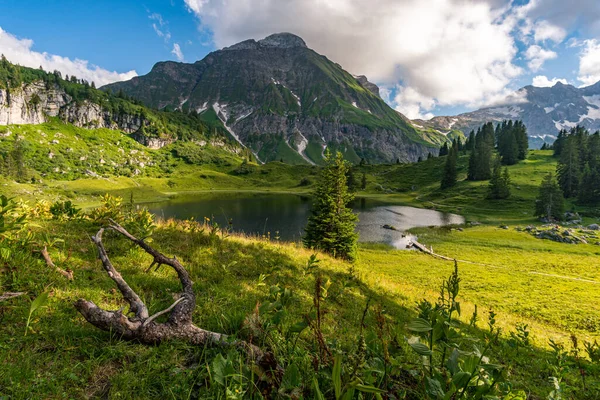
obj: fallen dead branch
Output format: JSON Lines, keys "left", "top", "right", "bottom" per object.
{"left": 40, "top": 246, "right": 74, "bottom": 280}
{"left": 75, "top": 220, "right": 281, "bottom": 383}
{"left": 0, "top": 292, "right": 26, "bottom": 302}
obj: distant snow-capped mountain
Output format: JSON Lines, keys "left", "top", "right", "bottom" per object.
{"left": 413, "top": 81, "right": 600, "bottom": 149}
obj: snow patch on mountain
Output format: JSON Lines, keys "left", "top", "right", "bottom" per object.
{"left": 271, "top": 78, "right": 301, "bottom": 107}
{"left": 581, "top": 96, "right": 600, "bottom": 121}
{"left": 554, "top": 120, "right": 578, "bottom": 131}
{"left": 293, "top": 131, "right": 315, "bottom": 165}
{"left": 196, "top": 102, "right": 208, "bottom": 113}
{"left": 486, "top": 106, "right": 522, "bottom": 118}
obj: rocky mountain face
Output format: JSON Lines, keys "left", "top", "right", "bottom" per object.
{"left": 103, "top": 33, "right": 439, "bottom": 164}
{"left": 414, "top": 81, "right": 600, "bottom": 149}
{"left": 0, "top": 81, "right": 172, "bottom": 149}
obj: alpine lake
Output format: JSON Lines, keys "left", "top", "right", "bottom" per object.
{"left": 147, "top": 193, "right": 464, "bottom": 250}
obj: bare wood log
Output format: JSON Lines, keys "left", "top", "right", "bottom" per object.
{"left": 409, "top": 239, "right": 455, "bottom": 262}
{"left": 40, "top": 246, "right": 74, "bottom": 280}
{"left": 90, "top": 229, "right": 148, "bottom": 320}
{"left": 75, "top": 222, "right": 280, "bottom": 379}
{"left": 0, "top": 292, "right": 26, "bottom": 302}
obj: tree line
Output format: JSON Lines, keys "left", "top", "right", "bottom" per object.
{"left": 440, "top": 120, "right": 527, "bottom": 199}
{"left": 553, "top": 125, "right": 600, "bottom": 205}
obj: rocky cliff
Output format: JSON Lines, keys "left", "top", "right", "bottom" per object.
{"left": 0, "top": 81, "right": 173, "bottom": 148}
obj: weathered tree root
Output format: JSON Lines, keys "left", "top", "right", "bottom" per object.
{"left": 40, "top": 246, "right": 74, "bottom": 280}
{"left": 75, "top": 220, "right": 281, "bottom": 384}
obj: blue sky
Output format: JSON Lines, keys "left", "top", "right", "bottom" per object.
{"left": 1, "top": 0, "right": 599, "bottom": 118}
{"left": 0, "top": 0, "right": 212, "bottom": 74}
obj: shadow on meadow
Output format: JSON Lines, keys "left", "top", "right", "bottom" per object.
{"left": 1, "top": 218, "right": 598, "bottom": 399}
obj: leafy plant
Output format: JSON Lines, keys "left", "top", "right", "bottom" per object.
{"left": 24, "top": 292, "right": 49, "bottom": 336}
{"left": 88, "top": 194, "right": 124, "bottom": 224}
{"left": 125, "top": 207, "right": 156, "bottom": 241}
{"left": 508, "top": 323, "right": 530, "bottom": 355}
{"left": 0, "top": 195, "right": 27, "bottom": 237}
{"left": 406, "top": 262, "right": 518, "bottom": 399}
{"left": 49, "top": 200, "right": 81, "bottom": 220}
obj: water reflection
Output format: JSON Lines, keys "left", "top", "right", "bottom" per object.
{"left": 147, "top": 193, "right": 464, "bottom": 249}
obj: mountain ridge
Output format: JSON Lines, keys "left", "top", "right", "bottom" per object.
{"left": 103, "top": 33, "right": 442, "bottom": 164}
{"left": 415, "top": 80, "right": 600, "bottom": 148}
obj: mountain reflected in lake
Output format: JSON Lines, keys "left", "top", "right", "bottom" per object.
{"left": 147, "top": 193, "right": 464, "bottom": 249}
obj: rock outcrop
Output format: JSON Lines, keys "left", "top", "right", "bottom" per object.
{"left": 0, "top": 81, "right": 171, "bottom": 148}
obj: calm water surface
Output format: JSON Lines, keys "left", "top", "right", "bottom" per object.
{"left": 147, "top": 193, "right": 464, "bottom": 249}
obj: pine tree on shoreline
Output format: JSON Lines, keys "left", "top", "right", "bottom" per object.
{"left": 303, "top": 151, "right": 358, "bottom": 261}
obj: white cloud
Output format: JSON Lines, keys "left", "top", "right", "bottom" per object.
{"left": 524, "top": 45, "right": 557, "bottom": 71}
{"left": 532, "top": 75, "right": 568, "bottom": 87}
{"left": 149, "top": 13, "right": 171, "bottom": 42}
{"left": 183, "top": 0, "right": 522, "bottom": 117}
{"left": 392, "top": 86, "right": 435, "bottom": 120}
{"left": 578, "top": 39, "right": 600, "bottom": 86}
{"left": 532, "top": 20, "right": 566, "bottom": 43}
{"left": 171, "top": 43, "right": 184, "bottom": 62}
{"left": 0, "top": 27, "right": 136, "bottom": 87}
{"left": 521, "top": 0, "right": 600, "bottom": 37}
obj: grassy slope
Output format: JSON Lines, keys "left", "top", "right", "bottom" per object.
{"left": 1, "top": 218, "right": 598, "bottom": 398}
{"left": 2, "top": 145, "right": 600, "bottom": 397}
{"left": 357, "top": 150, "right": 560, "bottom": 223}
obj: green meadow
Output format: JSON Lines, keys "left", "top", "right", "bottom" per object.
{"left": 1, "top": 121, "right": 600, "bottom": 398}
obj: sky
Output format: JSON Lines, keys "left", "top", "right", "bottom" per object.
{"left": 1, "top": 0, "right": 599, "bottom": 119}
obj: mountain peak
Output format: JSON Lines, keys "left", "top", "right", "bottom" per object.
{"left": 258, "top": 33, "right": 307, "bottom": 49}
{"left": 223, "top": 33, "right": 308, "bottom": 51}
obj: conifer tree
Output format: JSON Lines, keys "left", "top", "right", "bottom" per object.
{"left": 471, "top": 127, "right": 492, "bottom": 180}
{"left": 514, "top": 120, "right": 528, "bottom": 160}
{"left": 488, "top": 162, "right": 510, "bottom": 199}
{"left": 361, "top": 172, "right": 367, "bottom": 190}
{"left": 577, "top": 164, "right": 600, "bottom": 205}
{"left": 502, "top": 168, "right": 511, "bottom": 196}
{"left": 439, "top": 142, "right": 449, "bottom": 156}
{"left": 553, "top": 129, "right": 567, "bottom": 157}
{"left": 535, "top": 173, "right": 564, "bottom": 220}
{"left": 466, "top": 130, "right": 475, "bottom": 151}
{"left": 467, "top": 141, "right": 477, "bottom": 181}
{"left": 440, "top": 141, "right": 458, "bottom": 189}
{"left": 587, "top": 132, "right": 600, "bottom": 169}
{"left": 303, "top": 151, "right": 358, "bottom": 261}
{"left": 346, "top": 168, "right": 357, "bottom": 192}
{"left": 498, "top": 128, "right": 518, "bottom": 165}
{"left": 557, "top": 135, "right": 580, "bottom": 198}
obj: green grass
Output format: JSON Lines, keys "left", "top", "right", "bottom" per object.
{"left": 363, "top": 225, "right": 600, "bottom": 340}
{"left": 1, "top": 213, "right": 598, "bottom": 398}
{"left": 356, "top": 150, "right": 564, "bottom": 224}
{"left": 1, "top": 147, "right": 600, "bottom": 398}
